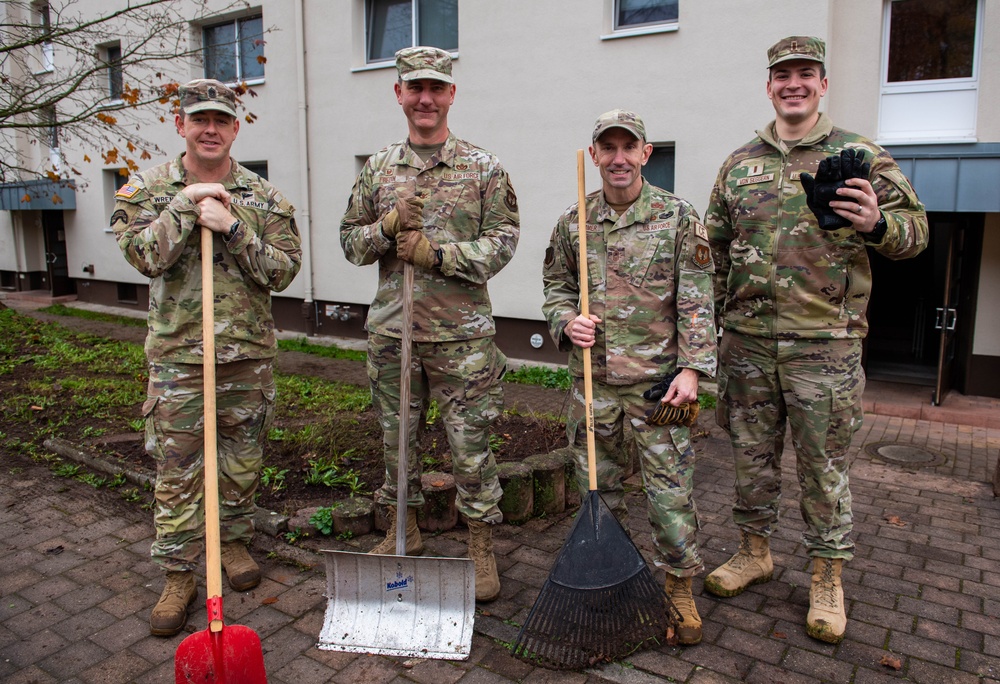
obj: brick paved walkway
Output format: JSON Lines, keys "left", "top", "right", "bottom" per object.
{"left": 2, "top": 301, "right": 999, "bottom": 682}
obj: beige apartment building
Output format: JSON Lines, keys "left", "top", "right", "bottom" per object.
{"left": 2, "top": 0, "right": 999, "bottom": 401}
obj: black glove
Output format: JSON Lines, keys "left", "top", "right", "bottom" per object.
{"left": 643, "top": 369, "right": 681, "bottom": 403}
{"left": 800, "top": 149, "right": 870, "bottom": 231}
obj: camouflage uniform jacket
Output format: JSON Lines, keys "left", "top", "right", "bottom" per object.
{"left": 705, "top": 113, "right": 928, "bottom": 340}
{"left": 112, "top": 155, "right": 301, "bottom": 364}
{"left": 542, "top": 180, "right": 717, "bottom": 385}
{"left": 340, "top": 132, "right": 519, "bottom": 342}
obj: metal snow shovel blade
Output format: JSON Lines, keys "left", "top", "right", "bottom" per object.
{"left": 318, "top": 261, "right": 475, "bottom": 660}
{"left": 175, "top": 227, "right": 267, "bottom": 684}
{"left": 511, "top": 152, "right": 680, "bottom": 669}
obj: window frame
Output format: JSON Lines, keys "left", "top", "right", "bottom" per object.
{"left": 880, "top": 0, "right": 982, "bottom": 96}
{"left": 202, "top": 13, "right": 265, "bottom": 86}
{"left": 362, "top": 0, "right": 458, "bottom": 67}
{"left": 33, "top": 0, "right": 55, "bottom": 73}
{"left": 603, "top": 0, "right": 679, "bottom": 41}
{"left": 104, "top": 43, "right": 124, "bottom": 103}
{"left": 877, "top": 0, "right": 982, "bottom": 144}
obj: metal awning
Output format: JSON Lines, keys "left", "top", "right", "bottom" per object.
{"left": 0, "top": 179, "right": 77, "bottom": 210}
{"left": 886, "top": 143, "right": 1000, "bottom": 213}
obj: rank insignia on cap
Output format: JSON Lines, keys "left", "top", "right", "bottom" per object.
{"left": 115, "top": 184, "right": 140, "bottom": 199}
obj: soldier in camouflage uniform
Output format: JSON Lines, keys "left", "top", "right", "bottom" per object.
{"left": 340, "top": 47, "right": 518, "bottom": 602}
{"left": 704, "top": 37, "right": 928, "bottom": 644}
{"left": 542, "top": 110, "right": 716, "bottom": 645}
{"left": 111, "top": 79, "right": 301, "bottom": 636}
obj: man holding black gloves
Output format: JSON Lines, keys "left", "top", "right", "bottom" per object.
{"left": 704, "top": 36, "right": 928, "bottom": 644}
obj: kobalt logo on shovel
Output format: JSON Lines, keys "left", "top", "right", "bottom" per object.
{"left": 386, "top": 571, "right": 415, "bottom": 592}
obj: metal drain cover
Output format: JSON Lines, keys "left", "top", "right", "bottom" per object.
{"left": 864, "top": 441, "right": 946, "bottom": 467}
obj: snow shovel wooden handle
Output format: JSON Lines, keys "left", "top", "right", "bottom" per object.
{"left": 576, "top": 150, "right": 598, "bottom": 492}
{"left": 201, "top": 225, "right": 224, "bottom": 633}
{"left": 395, "top": 261, "right": 415, "bottom": 556}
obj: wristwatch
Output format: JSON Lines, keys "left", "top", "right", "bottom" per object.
{"left": 864, "top": 212, "right": 887, "bottom": 243}
{"left": 226, "top": 220, "right": 240, "bottom": 241}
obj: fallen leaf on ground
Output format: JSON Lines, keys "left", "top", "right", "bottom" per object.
{"left": 884, "top": 515, "right": 907, "bottom": 527}
{"left": 773, "top": 631, "right": 787, "bottom": 639}
{"left": 880, "top": 654, "right": 902, "bottom": 670}
{"left": 261, "top": 597, "right": 278, "bottom": 605}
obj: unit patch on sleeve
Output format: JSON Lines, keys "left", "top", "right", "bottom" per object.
{"left": 693, "top": 244, "right": 711, "bottom": 268}
{"left": 109, "top": 209, "right": 129, "bottom": 227}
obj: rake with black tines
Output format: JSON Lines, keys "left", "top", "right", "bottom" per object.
{"left": 510, "top": 151, "right": 680, "bottom": 670}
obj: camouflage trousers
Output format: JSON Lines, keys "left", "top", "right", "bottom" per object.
{"left": 368, "top": 333, "right": 506, "bottom": 523}
{"left": 143, "top": 359, "right": 276, "bottom": 572}
{"left": 567, "top": 378, "right": 702, "bottom": 576}
{"left": 716, "top": 332, "right": 864, "bottom": 560}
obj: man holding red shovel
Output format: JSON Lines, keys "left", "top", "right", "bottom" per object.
{"left": 111, "top": 79, "right": 301, "bottom": 636}
{"left": 340, "top": 47, "right": 519, "bottom": 602}
{"left": 542, "top": 110, "right": 717, "bottom": 645}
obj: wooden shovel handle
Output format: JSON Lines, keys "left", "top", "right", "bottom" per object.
{"left": 576, "top": 150, "right": 598, "bottom": 492}
{"left": 201, "top": 226, "right": 224, "bottom": 632}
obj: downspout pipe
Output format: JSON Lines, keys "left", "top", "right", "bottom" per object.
{"left": 294, "top": 0, "right": 315, "bottom": 334}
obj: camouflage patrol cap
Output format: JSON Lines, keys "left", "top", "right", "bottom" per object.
{"left": 592, "top": 109, "right": 646, "bottom": 143}
{"left": 395, "top": 46, "right": 454, "bottom": 84}
{"left": 767, "top": 36, "right": 825, "bottom": 68}
{"left": 179, "top": 79, "right": 238, "bottom": 117}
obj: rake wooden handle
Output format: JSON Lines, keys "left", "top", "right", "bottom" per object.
{"left": 201, "top": 226, "right": 224, "bottom": 633}
{"left": 576, "top": 150, "right": 598, "bottom": 492}
{"left": 396, "top": 261, "right": 414, "bottom": 556}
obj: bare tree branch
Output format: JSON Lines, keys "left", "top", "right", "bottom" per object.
{"left": 0, "top": 0, "right": 265, "bottom": 186}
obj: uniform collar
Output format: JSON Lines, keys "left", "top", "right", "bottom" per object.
{"left": 398, "top": 132, "right": 459, "bottom": 170}
{"left": 173, "top": 154, "right": 248, "bottom": 190}
{"left": 592, "top": 179, "right": 654, "bottom": 227}
{"left": 758, "top": 112, "right": 834, "bottom": 150}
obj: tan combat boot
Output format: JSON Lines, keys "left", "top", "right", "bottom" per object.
{"left": 467, "top": 520, "right": 500, "bottom": 602}
{"left": 807, "top": 557, "right": 846, "bottom": 644}
{"left": 369, "top": 506, "right": 424, "bottom": 555}
{"left": 703, "top": 530, "right": 773, "bottom": 597}
{"left": 664, "top": 574, "right": 702, "bottom": 645}
{"left": 220, "top": 541, "right": 261, "bottom": 591}
{"left": 150, "top": 571, "right": 197, "bottom": 637}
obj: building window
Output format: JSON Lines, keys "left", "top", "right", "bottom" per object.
{"left": 117, "top": 282, "right": 138, "bottom": 304}
{"left": 366, "top": 0, "right": 458, "bottom": 64}
{"left": 615, "top": 0, "right": 678, "bottom": 30}
{"left": 241, "top": 161, "right": 269, "bottom": 180}
{"left": 887, "top": 0, "right": 975, "bottom": 82}
{"left": 203, "top": 15, "right": 265, "bottom": 83}
{"left": 105, "top": 43, "right": 123, "bottom": 102}
{"left": 878, "top": 0, "right": 981, "bottom": 143}
{"left": 642, "top": 145, "right": 675, "bottom": 193}
{"left": 34, "top": 1, "right": 54, "bottom": 72}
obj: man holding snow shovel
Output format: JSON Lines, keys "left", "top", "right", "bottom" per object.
{"left": 542, "top": 110, "right": 717, "bottom": 645}
{"left": 340, "top": 46, "right": 519, "bottom": 602}
{"left": 111, "top": 79, "right": 301, "bottom": 636}
{"left": 704, "top": 36, "right": 927, "bottom": 644}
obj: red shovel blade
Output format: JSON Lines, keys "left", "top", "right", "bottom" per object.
{"left": 175, "top": 623, "right": 266, "bottom": 683}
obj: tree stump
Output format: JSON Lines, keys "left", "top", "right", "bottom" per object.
{"left": 417, "top": 471, "right": 458, "bottom": 531}
{"left": 497, "top": 462, "right": 534, "bottom": 523}
{"left": 524, "top": 452, "right": 566, "bottom": 516}
{"left": 332, "top": 498, "right": 374, "bottom": 538}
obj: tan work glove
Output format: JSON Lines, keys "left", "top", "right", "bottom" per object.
{"left": 381, "top": 186, "right": 425, "bottom": 239}
{"left": 396, "top": 229, "right": 441, "bottom": 270}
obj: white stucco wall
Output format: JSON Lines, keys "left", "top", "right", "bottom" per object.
{"left": 304, "top": 0, "right": 836, "bottom": 321}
